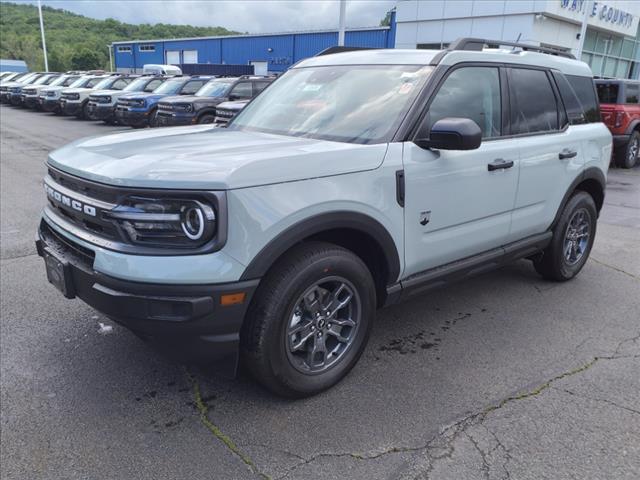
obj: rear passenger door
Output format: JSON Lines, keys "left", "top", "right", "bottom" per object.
{"left": 507, "top": 67, "right": 585, "bottom": 242}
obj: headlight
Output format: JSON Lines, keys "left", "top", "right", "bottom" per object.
{"left": 176, "top": 103, "right": 193, "bottom": 112}
{"left": 47, "top": 91, "right": 56, "bottom": 97}
{"left": 101, "top": 96, "right": 112, "bottom": 103}
{"left": 65, "top": 93, "right": 80, "bottom": 100}
{"left": 131, "top": 99, "right": 145, "bottom": 107}
{"left": 106, "top": 196, "right": 217, "bottom": 248}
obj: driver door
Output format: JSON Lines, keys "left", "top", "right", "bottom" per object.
{"left": 402, "top": 65, "right": 520, "bottom": 278}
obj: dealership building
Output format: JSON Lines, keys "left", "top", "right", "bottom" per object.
{"left": 395, "top": 0, "right": 640, "bottom": 79}
{"left": 112, "top": 19, "right": 396, "bottom": 75}
{"left": 113, "top": 0, "right": 640, "bottom": 79}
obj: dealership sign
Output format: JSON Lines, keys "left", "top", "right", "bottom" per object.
{"left": 560, "top": 0, "right": 634, "bottom": 28}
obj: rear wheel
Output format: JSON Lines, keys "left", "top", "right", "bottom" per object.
{"left": 533, "top": 191, "right": 597, "bottom": 281}
{"left": 242, "top": 242, "right": 376, "bottom": 398}
{"left": 616, "top": 130, "right": 639, "bottom": 169}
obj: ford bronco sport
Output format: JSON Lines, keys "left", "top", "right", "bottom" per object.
{"left": 38, "top": 74, "right": 84, "bottom": 113}
{"left": 115, "top": 75, "right": 213, "bottom": 128}
{"left": 60, "top": 74, "right": 128, "bottom": 119}
{"left": 156, "top": 75, "right": 272, "bottom": 126}
{"left": 595, "top": 78, "right": 640, "bottom": 168}
{"left": 36, "top": 39, "right": 611, "bottom": 397}
{"left": 87, "top": 75, "right": 168, "bottom": 124}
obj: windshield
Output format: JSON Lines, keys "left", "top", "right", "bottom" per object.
{"left": 195, "top": 79, "right": 234, "bottom": 97}
{"left": 50, "top": 75, "right": 71, "bottom": 87}
{"left": 68, "top": 76, "right": 91, "bottom": 88}
{"left": 124, "top": 77, "right": 149, "bottom": 91}
{"left": 152, "top": 79, "right": 184, "bottom": 95}
{"left": 93, "top": 77, "right": 117, "bottom": 90}
{"left": 230, "top": 65, "right": 433, "bottom": 144}
{"left": 32, "top": 75, "right": 54, "bottom": 85}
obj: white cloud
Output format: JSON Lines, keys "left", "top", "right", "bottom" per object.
{"left": 10, "top": 0, "right": 397, "bottom": 34}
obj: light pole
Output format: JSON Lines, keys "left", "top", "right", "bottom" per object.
{"left": 37, "top": 0, "right": 49, "bottom": 71}
{"left": 575, "top": 0, "right": 594, "bottom": 60}
{"left": 338, "top": 0, "right": 346, "bottom": 46}
{"left": 107, "top": 44, "right": 113, "bottom": 72}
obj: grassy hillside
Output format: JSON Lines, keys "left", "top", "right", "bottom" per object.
{"left": 0, "top": 2, "right": 239, "bottom": 71}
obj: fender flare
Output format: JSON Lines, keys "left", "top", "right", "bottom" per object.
{"left": 239, "top": 211, "right": 401, "bottom": 283}
{"left": 197, "top": 108, "right": 217, "bottom": 121}
{"left": 550, "top": 167, "right": 606, "bottom": 229}
{"left": 625, "top": 119, "right": 640, "bottom": 135}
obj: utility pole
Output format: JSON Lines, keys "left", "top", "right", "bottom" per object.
{"left": 37, "top": 0, "right": 49, "bottom": 71}
{"left": 575, "top": 0, "right": 593, "bottom": 60}
{"left": 338, "top": 0, "right": 346, "bottom": 46}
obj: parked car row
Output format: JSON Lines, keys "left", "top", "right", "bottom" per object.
{"left": 0, "top": 69, "right": 274, "bottom": 129}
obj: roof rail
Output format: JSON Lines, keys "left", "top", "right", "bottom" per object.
{"left": 432, "top": 37, "right": 576, "bottom": 64}
{"left": 315, "top": 46, "right": 375, "bottom": 57}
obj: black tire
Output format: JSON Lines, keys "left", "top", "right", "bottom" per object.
{"left": 616, "top": 130, "right": 639, "bottom": 169}
{"left": 148, "top": 109, "right": 159, "bottom": 128}
{"left": 76, "top": 101, "right": 89, "bottom": 120}
{"left": 533, "top": 191, "right": 597, "bottom": 281}
{"left": 198, "top": 114, "right": 216, "bottom": 124}
{"left": 241, "top": 241, "right": 376, "bottom": 398}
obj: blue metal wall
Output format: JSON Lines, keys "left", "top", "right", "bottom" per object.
{"left": 114, "top": 23, "right": 394, "bottom": 73}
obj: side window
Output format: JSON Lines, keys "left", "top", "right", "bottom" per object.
{"left": 181, "top": 80, "right": 205, "bottom": 95}
{"left": 86, "top": 78, "right": 102, "bottom": 88}
{"left": 253, "top": 81, "right": 270, "bottom": 95}
{"left": 625, "top": 83, "right": 639, "bottom": 104}
{"left": 144, "top": 79, "right": 163, "bottom": 92}
{"left": 567, "top": 75, "right": 599, "bottom": 122}
{"left": 230, "top": 82, "right": 253, "bottom": 99}
{"left": 552, "top": 71, "right": 586, "bottom": 126}
{"left": 111, "top": 79, "right": 128, "bottom": 90}
{"left": 427, "top": 67, "right": 501, "bottom": 138}
{"left": 509, "top": 68, "right": 558, "bottom": 134}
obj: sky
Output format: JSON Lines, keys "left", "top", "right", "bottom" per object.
{"left": 7, "top": 0, "right": 397, "bottom": 33}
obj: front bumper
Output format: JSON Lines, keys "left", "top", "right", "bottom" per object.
{"left": 0, "top": 91, "right": 9, "bottom": 103}
{"left": 9, "top": 93, "right": 23, "bottom": 105}
{"left": 61, "top": 100, "right": 82, "bottom": 116}
{"left": 87, "top": 102, "right": 115, "bottom": 120}
{"left": 23, "top": 96, "right": 40, "bottom": 108}
{"left": 156, "top": 111, "right": 196, "bottom": 126}
{"left": 41, "top": 97, "right": 60, "bottom": 112}
{"left": 115, "top": 107, "right": 149, "bottom": 126}
{"left": 35, "top": 219, "right": 258, "bottom": 374}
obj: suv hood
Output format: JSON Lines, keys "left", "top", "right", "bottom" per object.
{"left": 62, "top": 87, "right": 93, "bottom": 94}
{"left": 90, "top": 88, "right": 119, "bottom": 96}
{"left": 48, "top": 126, "right": 387, "bottom": 190}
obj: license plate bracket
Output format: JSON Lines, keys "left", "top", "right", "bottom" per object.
{"left": 43, "top": 248, "right": 76, "bottom": 299}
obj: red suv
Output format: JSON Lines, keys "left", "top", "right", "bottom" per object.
{"left": 595, "top": 79, "right": 640, "bottom": 168}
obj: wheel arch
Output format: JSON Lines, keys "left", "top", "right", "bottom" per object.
{"left": 239, "top": 211, "right": 401, "bottom": 307}
{"left": 551, "top": 167, "right": 605, "bottom": 229}
{"left": 625, "top": 119, "right": 640, "bottom": 135}
{"left": 196, "top": 108, "right": 217, "bottom": 121}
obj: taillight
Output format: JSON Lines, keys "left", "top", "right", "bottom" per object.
{"left": 614, "top": 111, "right": 625, "bottom": 128}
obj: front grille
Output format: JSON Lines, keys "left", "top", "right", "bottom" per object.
{"left": 217, "top": 109, "right": 235, "bottom": 117}
{"left": 158, "top": 102, "right": 173, "bottom": 111}
{"left": 40, "top": 220, "right": 95, "bottom": 269}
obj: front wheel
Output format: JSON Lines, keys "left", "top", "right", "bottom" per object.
{"left": 198, "top": 114, "right": 216, "bottom": 124}
{"left": 242, "top": 242, "right": 376, "bottom": 398}
{"left": 533, "top": 191, "right": 597, "bottom": 281}
{"left": 148, "top": 109, "right": 159, "bottom": 128}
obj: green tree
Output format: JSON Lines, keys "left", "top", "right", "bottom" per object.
{"left": 70, "top": 48, "right": 101, "bottom": 70}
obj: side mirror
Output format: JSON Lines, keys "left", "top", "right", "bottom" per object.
{"left": 414, "top": 117, "right": 482, "bottom": 151}
{"left": 228, "top": 94, "right": 239, "bottom": 101}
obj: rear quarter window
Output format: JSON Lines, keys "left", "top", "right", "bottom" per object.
{"left": 567, "top": 75, "right": 599, "bottom": 122}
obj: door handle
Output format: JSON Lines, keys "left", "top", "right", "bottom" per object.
{"left": 487, "top": 159, "right": 514, "bottom": 171}
{"left": 559, "top": 149, "right": 577, "bottom": 160}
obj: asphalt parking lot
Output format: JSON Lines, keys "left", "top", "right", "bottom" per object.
{"left": 1, "top": 104, "right": 639, "bottom": 480}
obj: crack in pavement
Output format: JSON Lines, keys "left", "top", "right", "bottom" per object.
{"left": 273, "top": 333, "right": 640, "bottom": 479}
{"left": 553, "top": 386, "right": 640, "bottom": 416}
{"left": 184, "top": 369, "right": 271, "bottom": 480}
{"left": 589, "top": 256, "right": 639, "bottom": 280}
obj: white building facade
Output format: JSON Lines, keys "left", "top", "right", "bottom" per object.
{"left": 395, "top": 0, "right": 640, "bottom": 79}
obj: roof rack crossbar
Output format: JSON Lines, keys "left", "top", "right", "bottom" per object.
{"left": 446, "top": 37, "right": 576, "bottom": 59}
